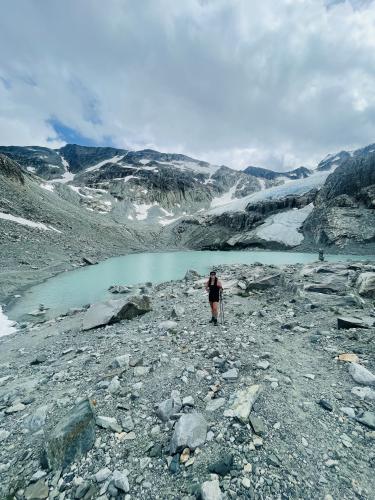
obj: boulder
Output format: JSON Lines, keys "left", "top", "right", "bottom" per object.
{"left": 224, "top": 384, "right": 262, "bottom": 424}
{"left": 355, "top": 411, "right": 375, "bottom": 430}
{"left": 246, "top": 273, "right": 283, "bottom": 291}
{"left": 170, "top": 413, "right": 207, "bottom": 454}
{"left": 170, "top": 305, "right": 185, "bottom": 319}
{"left": 156, "top": 398, "right": 182, "bottom": 422}
{"left": 201, "top": 480, "right": 222, "bottom": 500}
{"left": 351, "top": 386, "right": 375, "bottom": 401}
{"left": 82, "top": 295, "right": 151, "bottom": 330}
{"left": 96, "top": 415, "right": 122, "bottom": 433}
{"left": 44, "top": 399, "right": 95, "bottom": 470}
{"left": 184, "top": 269, "right": 200, "bottom": 281}
{"left": 356, "top": 272, "right": 375, "bottom": 298}
{"left": 108, "top": 285, "right": 132, "bottom": 294}
{"left": 337, "top": 316, "right": 373, "bottom": 329}
{"left": 349, "top": 363, "right": 375, "bottom": 386}
{"left": 158, "top": 320, "right": 178, "bottom": 333}
{"left": 24, "top": 479, "right": 49, "bottom": 500}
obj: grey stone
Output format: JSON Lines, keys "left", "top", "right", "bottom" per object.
{"left": 96, "top": 415, "right": 122, "bottom": 433}
{"left": 246, "top": 273, "right": 283, "bottom": 291}
{"left": 337, "top": 316, "right": 373, "bottom": 329}
{"left": 184, "top": 269, "right": 200, "bottom": 280}
{"left": 208, "top": 453, "right": 233, "bottom": 476}
{"left": 24, "top": 479, "right": 49, "bottom": 499}
{"left": 356, "top": 272, "right": 375, "bottom": 298}
{"left": 182, "top": 396, "right": 195, "bottom": 407}
{"left": 111, "top": 470, "right": 130, "bottom": 492}
{"left": 95, "top": 467, "right": 111, "bottom": 482}
{"left": 0, "top": 429, "right": 10, "bottom": 442}
{"left": 82, "top": 295, "right": 151, "bottom": 330}
{"left": 170, "top": 413, "right": 208, "bottom": 454}
{"left": 356, "top": 411, "right": 375, "bottom": 430}
{"left": 351, "top": 386, "right": 375, "bottom": 401}
{"left": 156, "top": 398, "right": 182, "bottom": 422}
{"left": 108, "top": 376, "right": 121, "bottom": 394}
{"left": 44, "top": 399, "right": 96, "bottom": 470}
{"left": 249, "top": 415, "right": 265, "bottom": 435}
{"left": 75, "top": 481, "right": 91, "bottom": 499}
{"left": 206, "top": 398, "right": 226, "bottom": 412}
{"left": 111, "top": 354, "right": 130, "bottom": 368}
{"left": 121, "top": 415, "right": 134, "bottom": 432}
{"left": 349, "top": 363, "right": 375, "bottom": 386}
{"left": 201, "top": 479, "right": 222, "bottom": 500}
{"left": 256, "top": 360, "right": 270, "bottom": 370}
{"left": 222, "top": 368, "right": 238, "bottom": 381}
{"left": 158, "top": 320, "right": 178, "bottom": 333}
{"left": 224, "top": 384, "right": 262, "bottom": 424}
{"left": 170, "top": 305, "right": 185, "bottom": 319}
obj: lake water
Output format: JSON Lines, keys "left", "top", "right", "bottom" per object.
{"left": 5, "top": 250, "right": 374, "bottom": 323}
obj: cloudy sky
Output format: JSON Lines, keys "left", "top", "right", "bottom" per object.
{"left": 1, "top": 0, "right": 375, "bottom": 170}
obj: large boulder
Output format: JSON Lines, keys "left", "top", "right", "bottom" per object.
{"left": 170, "top": 413, "right": 207, "bottom": 454}
{"left": 356, "top": 272, "right": 375, "bottom": 298}
{"left": 337, "top": 316, "right": 373, "bottom": 329}
{"left": 82, "top": 295, "right": 151, "bottom": 330}
{"left": 246, "top": 273, "right": 284, "bottom": 291}
{"left": 184, "top": 269, "right": 200, "bottom": 281}
{"left": 44, "top": 399, "right": 95, "bottom": 470}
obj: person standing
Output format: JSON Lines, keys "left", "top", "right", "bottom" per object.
{"left": 205, "top": 270, "right": 223, "bottom": 326}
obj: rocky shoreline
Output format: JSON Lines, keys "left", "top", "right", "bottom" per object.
{"left": 0, "top": 261, "right": 374, "bottom": 499}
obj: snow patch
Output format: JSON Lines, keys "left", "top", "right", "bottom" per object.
{"left": 158, "top": 216, "right": 181, "bottom": 226}
{"left": 0, "top": 212, "right": 61, "bottom": 233}
{"left": 133, "top": 202, "right": 158, "bottom": 220}
{"left": 254, "top": 204, "right": 314, "bottom": 247}
{"left": 209, "top": 171, "right": 330, "bottom": 215}
{"left": 40, "top": 183, "right": 54, "bottom": 192}
{"left": 85, "top": 155, "right": 124, "bottom": 173}
{"left": 210, "top": 181, "right": 240, "bottom": 209}
{"left": 27, "top": 166, "right": 36, "bottom": 173}
{"left": 0, "top": 306, "right": 17, "bottom": 337}
{"left": 53, "top": 155, "right": 75, "bottom": 184}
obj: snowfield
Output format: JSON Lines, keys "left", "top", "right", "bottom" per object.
{"left": 253, "top": 204, "right": 314, "bottom": 247}
{"left": 0, "top": 212, "right": 61, "bottom": 233}
{"left": 209, "top": 171, "right": 331, "bottom": 215}
{"left": 0, "top": 306, "right": 17, "bottom": 337}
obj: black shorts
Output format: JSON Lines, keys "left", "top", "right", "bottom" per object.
{"left": 209, "top": 293, "right": 220, "bottom": 303}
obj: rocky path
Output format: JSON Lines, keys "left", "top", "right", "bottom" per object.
{"left": 0, "top": 262, "right": 374, "bottom": 499}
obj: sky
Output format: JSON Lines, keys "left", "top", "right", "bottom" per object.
{"left": 1, "top": 0, "right": 375, "bottom": 171}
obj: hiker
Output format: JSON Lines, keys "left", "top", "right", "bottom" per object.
{"left": 205, "top": 270, "right": 223, "bottom": 325}
{"left": 319, "top": 248, "right": 325, "bottom": 262}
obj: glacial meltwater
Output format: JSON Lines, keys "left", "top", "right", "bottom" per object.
{"left": 5, "top": 250, "right": 375, "bottom": 323}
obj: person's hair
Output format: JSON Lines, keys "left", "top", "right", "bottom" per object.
{"left": 210, "top": 271, "right": 216, "bottom": 275}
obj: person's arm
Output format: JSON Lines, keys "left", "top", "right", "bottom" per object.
{"left": 217, "top": 280, "right": 223, "bottom": 290}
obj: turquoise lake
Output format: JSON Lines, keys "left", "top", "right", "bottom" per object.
{"left": 6, "top": 250, "right": 374, "bottom": 322}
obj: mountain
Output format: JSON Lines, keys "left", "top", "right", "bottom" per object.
{"left": 303, "top": 153, "right": 375, "bottom": 248}
{"left": 0, "top": 153, "right": 147, "bottom": 301}
{"left": 243, "top": 165, "right": 311, "bottom": 181}
{"left": 0, "top": 144, "right": 263, "bottom": 225}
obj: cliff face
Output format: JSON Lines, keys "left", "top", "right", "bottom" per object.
{"left": 303, "top": 154, "right": 375, "bottom": 248}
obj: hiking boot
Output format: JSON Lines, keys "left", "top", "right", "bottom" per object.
{"left": 209, "top": 317, "right": 214, "bottom": 323}
{"left": 213, "top": 318, "right": 218, "bottom": 326}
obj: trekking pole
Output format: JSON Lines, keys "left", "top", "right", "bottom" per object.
{"left": 220, "top": 290, "right": 224, "bottom": 325}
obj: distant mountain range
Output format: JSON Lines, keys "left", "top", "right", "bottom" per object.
{"left": 0, "top": 141, "right": 374, "bottom": 265}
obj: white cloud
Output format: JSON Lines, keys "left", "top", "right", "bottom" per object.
{"left": 1, "top": 0, "right": 375, "bottom": 170}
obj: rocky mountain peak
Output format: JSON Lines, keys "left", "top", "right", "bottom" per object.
{"left": 0, "top": 154, "right": 25, "bottom": 184}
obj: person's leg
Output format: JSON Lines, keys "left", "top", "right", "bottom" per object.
{"left": 212, "top": 301, "right": 219, "bottom": 324}
{"left": 209, "top": 301, "right": 214, "bottom": 322}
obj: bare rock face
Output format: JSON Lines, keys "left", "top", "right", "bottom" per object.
{"left": 356, "top": 272, "right": 375, "bottom": 298}
{"left": 303, "top": 154, "right": 375, "bottom": 248}
{"left": 82, "top": 295, "right": 152, "bottom": 330}
{"left": 44, "top": 400, "right": 96, "bottom": 470}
